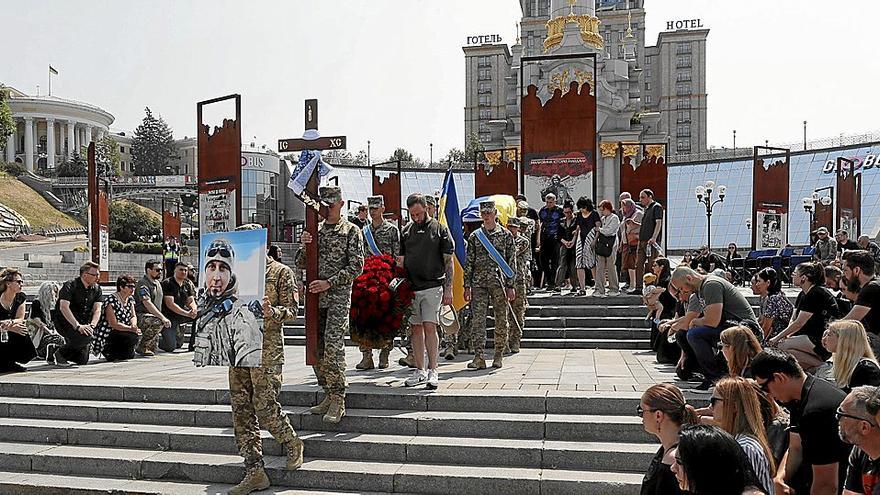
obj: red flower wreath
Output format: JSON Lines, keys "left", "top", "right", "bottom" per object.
{"left": 349, "top": 254, "right": 415, "bottom": 348}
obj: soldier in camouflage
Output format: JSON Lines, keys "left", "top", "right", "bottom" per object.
{"left": 506, "top": 217, "right": 530, "bottom": 353}
{"left": 464, "top": 200, "right": 516, "bottom": 369}
{"left": 297, "top": 185, "right": 364, "bottom": 424}
{"left": 227, "top": 224, "right": 304, "bottom": 495}
{"left": 356, "top": 195, "right": 400, "bottom": 371}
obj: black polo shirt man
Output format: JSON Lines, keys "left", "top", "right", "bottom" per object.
{"left": 54, "top": 262, "right": 103, "bottom": 365}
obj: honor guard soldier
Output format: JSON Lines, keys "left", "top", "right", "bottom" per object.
{"left": 464, "top": 200, "right": 516, "bottom": 369}
{"left": 506, "top": 217, "right": 531, "bottom": 353}
{"left": 227, "top": 224, "right": 303, "bottom": 495}
{"left": 297, "top": 186, "right": 364, "bottom": 424}
{"left": 357, "top": 194, "right": 400, "bottom": 370}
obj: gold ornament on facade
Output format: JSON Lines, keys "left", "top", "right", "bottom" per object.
{"left": 645, "top": 144, "right": 665, "bottom": 159}
{"left": 599, "top": 142, "right": 619, "bottom": 158}
{"left": 548, "top": 68, "right": 595, "bottom": 96}
{"left": 544, "top": 13, "right": 604, "bottom": 52}
{"left": 483, "top": 151, "right": 502, "bottom": 166}
{"left": 622, "top": 144, "right": 640, "bottom": 158}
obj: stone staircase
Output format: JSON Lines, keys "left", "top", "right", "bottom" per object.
{"left": 281, "top": 294, "right": 653, "bottom": 350}
{"left": 0, "top": 381, "right": 666, "bottom": 495}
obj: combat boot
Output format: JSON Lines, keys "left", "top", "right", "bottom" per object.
{"left": 492, "top": 351, "right": 504, "bottom": 368}
{"left": 467, "top": 355, "right": 487, "bottom": 370}
{"left": 378, "top": 348, "right": 390, "bottom": 369}
{"left": 442, "top": 345, "right": 456, "bottom": 360}
{"left": 355, "top": 351, "right": 374, "bottom": 370}
{"left": 227, "top": 466, "right": 270, "bottom": 495}
{"left": 309, "top": 395, "right": 331, "bottom": 415}
{"left": 323, "top": 395, "right": 346, "bottom": 424}
{"left": 285, "top": 437, "right": 304, "bottom": 470}
{"left": 510, "top": 343, "right": 521, "bottom": 354}
{"left": 398, "top": 352, "right": 416, "bottom": 368}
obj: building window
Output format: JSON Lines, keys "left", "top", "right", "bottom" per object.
{"left": 676, "top": 55, "right": 692, "bottom": 68}
{"left": 479, "top": 95, "right": 491, "bottom": 106}
{"left": 677, "top": 140, "right": 691, "bottom": 152}
{"left": 646, "top": 56, "right": 652, "bottom": 66}
{"left": 479, "top": 109, "right": 491, "bottom": 119}
{"left": 676, "top": 71, "right": 692, "bottom": 82}
{"left": 537, "top": 0, "right": 549, "bottom": 16}
{"left": 645, "top": 70, "right": 652, "bottom": 78}
{"left": 676, "top": 99, "right": 691, "bottom": 110}
{"left": 479, "top": 123, "right": 489, "bottom": 133}
{"left": 119, "top": 146, "right": 125, "bottom": 154}
{"left": 478, "top": 82, "right": 492, "bottom": 94}
{"left": 645, "top": 81, "right": 651, "bottom": 91}
{"left": 676, "top": 42, "right": 692, "bottom": 55}
{"left": 478, "top": 56, "right": 491, "bottom": 68}
{"left": 480, "top": 134, "right": 492, "bottom": 143}
{"left": 677, "top": 124, "right": 691, "bottom": 137}
{"left": 675, "top": 82, "right": 691, "bottom": 95}
{"left": 644, "top": 94, "right": 652, "bottom": 104}
{"left": 677, "top": 110, "right": 690, "bottom": 123}
{"left": 478, "top": 69, "right": 491, "bottom": 81}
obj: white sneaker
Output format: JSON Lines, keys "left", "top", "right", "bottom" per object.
{"left": 607, "top": 291, "right": 620, "bottom": 297}
{"left": 405, "top": 369, "right": 427, "bottom": 387}
{"left": 426, "top": 369, "right": 439, "bottom": 389}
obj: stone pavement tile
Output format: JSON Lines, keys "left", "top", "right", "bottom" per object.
{"left": 613, "top": 385, "right": 637, "bottom": 392}
{"left": 575, "top": 384, "right": 596, "bottom": 391}
{"left": 596, "top": 385, "right": 615, "bottom": 391}
{"left": 519, "top": 384, "right": 540, "bottom": 390}
{"left": 465, "top": 383, "right": 487, "bottom": 390}
{"left": 596, "top": 377, "right": 638, "bottom": 385}
{"left": 537, "top": 385, "right": 559, "bottom": 391}
{"left": 556, "top": 384, "right": 576, "bottom": 391}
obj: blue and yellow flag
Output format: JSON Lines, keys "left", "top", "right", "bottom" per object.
{"left": 439, "top": 169, "right": 467, "bottom": 310}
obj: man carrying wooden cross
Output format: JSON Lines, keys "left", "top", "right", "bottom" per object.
{"left": 296, "top": 185, "right": 364, "bottom": 423}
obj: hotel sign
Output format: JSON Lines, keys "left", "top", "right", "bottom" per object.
{"left": 666, "top": 19, "right": 705, "bottom": 30}
{"left": 466, "top": 34, "right": 503, "bottom": 45}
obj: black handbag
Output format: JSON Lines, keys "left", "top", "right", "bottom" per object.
{"left": 595, "top": 233, "right": 614, "bottom": 257}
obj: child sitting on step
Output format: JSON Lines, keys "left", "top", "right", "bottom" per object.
{"left": 642, "top": 273, "right": 664, "bottom": 324}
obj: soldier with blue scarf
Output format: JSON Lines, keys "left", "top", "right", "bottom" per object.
{"left": 356, "top": 195, "right": 400, "bottom": 370}
{"left": 464, "top": 200, "right": 516, "bottom": 369}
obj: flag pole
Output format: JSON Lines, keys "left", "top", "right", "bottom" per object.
{"left": 48, "top": 66, "right": 51, "bottom": 96}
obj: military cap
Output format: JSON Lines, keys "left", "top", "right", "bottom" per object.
{"left": 517, "top": 200, "right": 530, "bottom": 210}
{"left": 235, "top": 223, "right": 262, "bottom": 231}
{"left": 507, "top": 217, "right": 520, "bottom": 227}
{"left": 367, "top": 195, "right": 385, "bottom": 208}
{"left": 319, "top": 186, "right": 342, "bottom": 203}
{"left": 479, "top": 200, "right": 496, "bottom": 213}
{"left": 425, "top": 195, "right": 437, "bottom": 207}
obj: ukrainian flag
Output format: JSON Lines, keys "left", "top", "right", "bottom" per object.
{"left": 439, "top": 168, "right": 467, "bottom": 310}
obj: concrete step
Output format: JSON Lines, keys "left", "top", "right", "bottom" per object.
{"left": 0, "top": 417, "right": 657, "bottom": 472}
{"left": 0, "top": 441, "right": 643, "bottom": 495}
{"left": 279, "top": 336, "right": 651, "bottom": 349}
{"left": 525, "top": 306, "right": 647, "bottom": 317}
{"left": 488, "top": 316, "right": 651, "bottom": 328}
{"left": 278, "top": 326, "right": 649, "bottom": 339}
{"left": 0, "top": 397, "right": 653, "bottom": 443}
{"left": 0, "top": 470, "right": 383, "bottom": 495}
{"left": 0, "top": 383, "right": 707, "bottom": 415}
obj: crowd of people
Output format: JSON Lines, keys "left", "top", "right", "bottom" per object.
{"left": 640, "top": 226, "right": 880, "bottom": 493}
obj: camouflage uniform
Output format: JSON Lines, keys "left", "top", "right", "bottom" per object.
{"left": 509, "top": 220, "right": 531, "bottom": 352}
{"left": 296, "top": 213, "right": 364, "bottom": 398}
{"left": 464, "top": 215, "right": 516, "bottom": 362}
{"left": 229, "top": 256, "right": 300, "bottom": 470}
{"left": 360, "top": 217, "right": 400, "bottom": 357}
{"left": 134, "top": 275, "right": 164, "bottom": 355}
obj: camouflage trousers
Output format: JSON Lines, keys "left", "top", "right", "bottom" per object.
{"left": 509, "top": 282, "right": 527, "bottom": 348}
{"left": 135, "top": 315, "right": 163, "bottom": 354}
{"left": 229, "top": 364, "right": 298, "bottom": 469}
{"left": 313, "top": 308, "right": 347, "bottom": 397}
{"left": 470, "top": 286, "right": 509, "bottom": 358}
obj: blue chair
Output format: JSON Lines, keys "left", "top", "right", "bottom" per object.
{"left": 787, "top": 246, "right": 816, "bottom": 284}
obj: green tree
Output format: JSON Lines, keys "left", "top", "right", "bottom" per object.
{"left": 443, "top": 147, "right": 467, "bottom": 164}
{"left": 388, "top": 148, "right": 414, "bottom": 162}
{"left": 109, "top": 200, "right": 160, "bottom": 243}
{"left": 96, "top": 135, "right": 121, "bottom": 177}
{"left": 465, "top": 131, "right": 484, "bottom": 157}
{"left": 56, "top": 152, "right": 88, "bottom": 177}
{"left": 353, "top": 149, "right": 368, "bottom": 165}
{"left": 131, "top": 107, "right": 175, "bottom": 176}
{"left": 0, "top": 86, "right": 13, "bottom": 153}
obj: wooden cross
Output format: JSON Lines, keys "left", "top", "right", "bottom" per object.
{"left": 278, "top": 99, "right": 347, "bottom": 365}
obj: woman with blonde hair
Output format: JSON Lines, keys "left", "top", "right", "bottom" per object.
{"left": 821, "top": 320, "right": 880, "bottom": 392}
{"left": 710, "top": 377, "right": 776, "bottom": 495}
{"left": 638, "top": 383, "right": 699, "bottom": 495}
{"left": 720, "top": 325, "right": 763, "bottom": 378}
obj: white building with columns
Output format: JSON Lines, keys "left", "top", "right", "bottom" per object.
{"left": 3, "top": 85, "right": 114, "bottom": 173}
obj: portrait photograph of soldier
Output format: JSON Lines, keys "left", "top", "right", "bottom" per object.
{"left": 192, "top": 228, "right": 267, "bottom": 367}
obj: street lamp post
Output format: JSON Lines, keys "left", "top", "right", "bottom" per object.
{"left": 802, "top": 188, "right": 833, "bottom": 243}
{"left": 733, "top": 129, "right": 736, "bottom": 150}
{"left": 803, "top": 121, "right": 807, "bottom": 150}
{"left": 695, "top": 180, "right": 726, "bottom": 250}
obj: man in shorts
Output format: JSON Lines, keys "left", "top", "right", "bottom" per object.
{"left": 399, "top": 193, "right": 454, "bottom": 389}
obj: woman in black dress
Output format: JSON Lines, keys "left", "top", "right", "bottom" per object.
{"left": 0, "top": 268, "right": 36, "bottom": 372}
{"left": 92, "top": 275, "right": 140, "bottom": 362}
{"left": 639, "top": 383, "right": 698, "bottom": 495}
{"left": 650, "top": 258, "right": 680, "bottom": 363}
